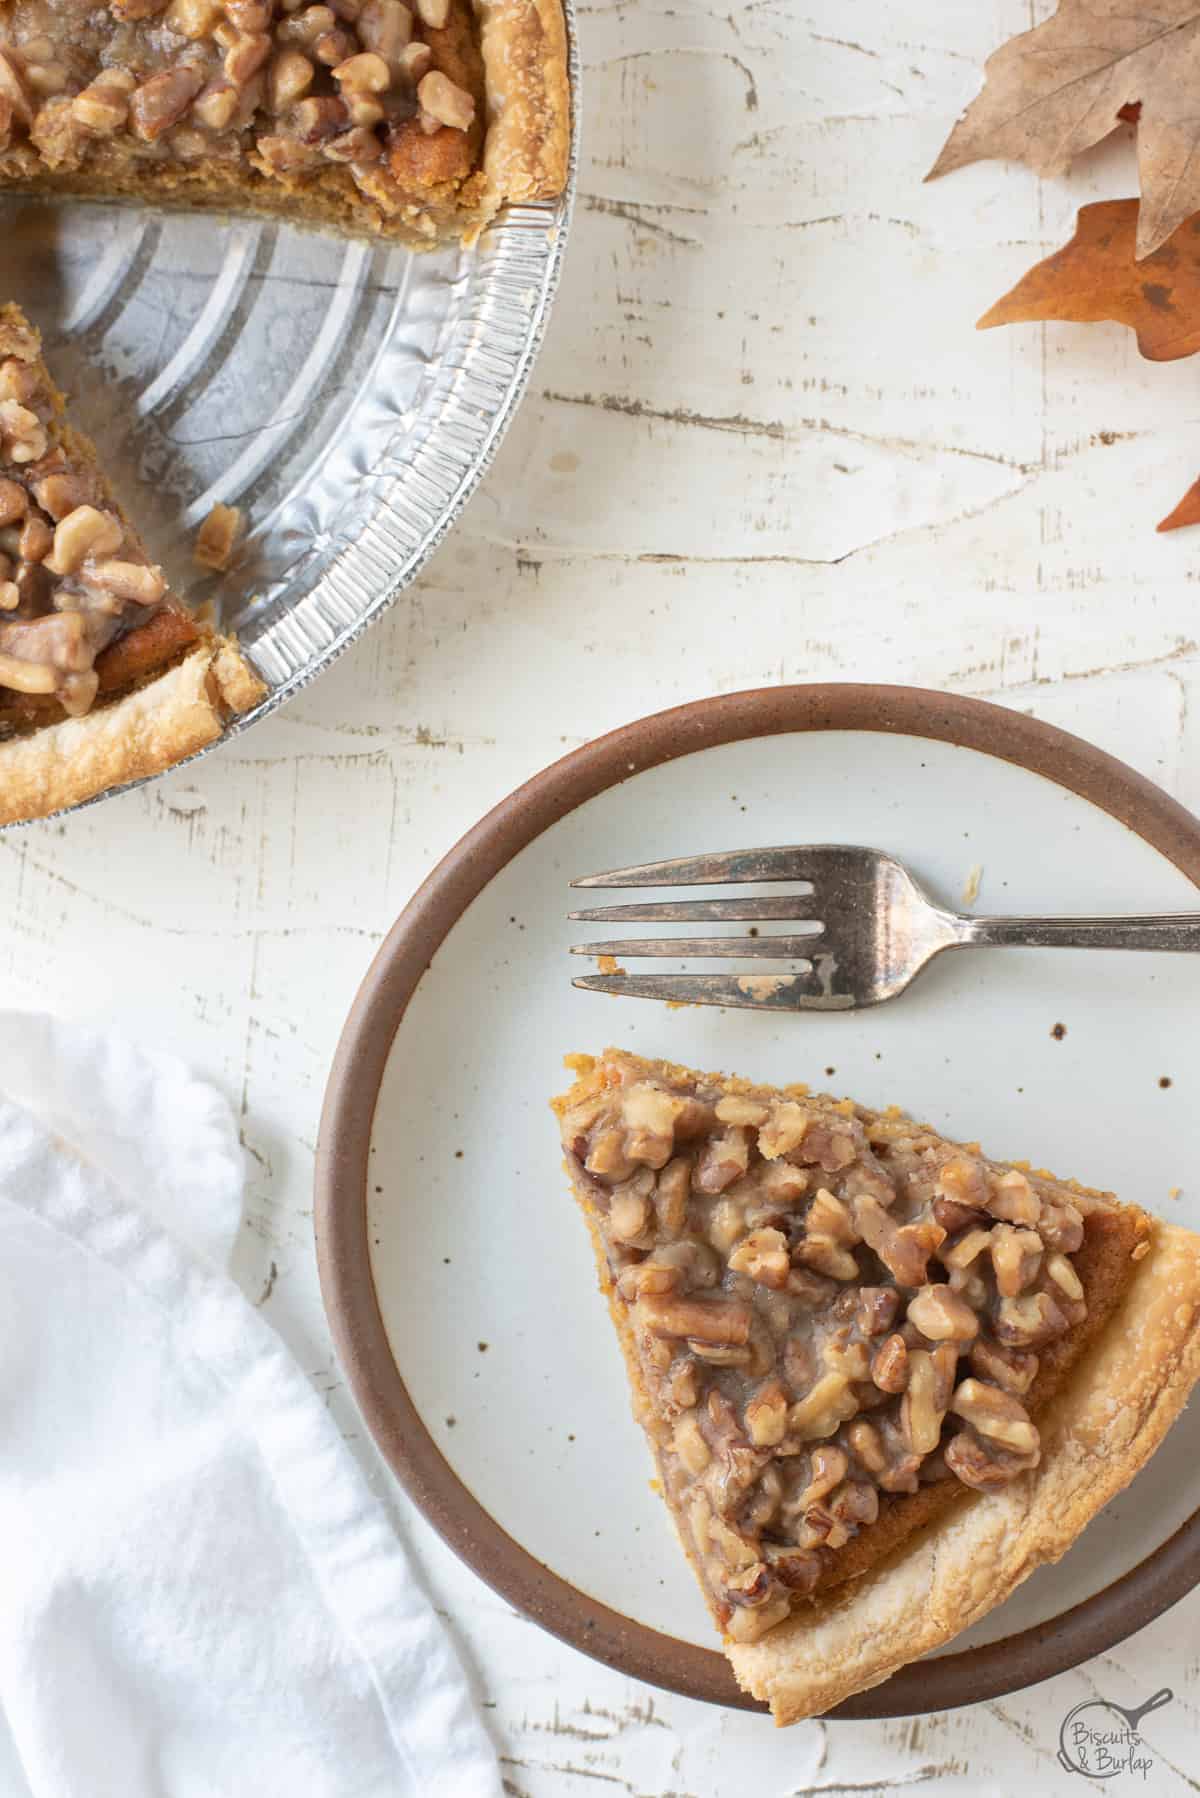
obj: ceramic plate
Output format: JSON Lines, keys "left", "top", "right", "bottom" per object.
{"left": 316, "top": 684, "right": 1200, "bottom": 1716}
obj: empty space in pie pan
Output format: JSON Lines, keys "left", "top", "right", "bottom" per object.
{"left": 315, "top": 683, "right": 1200, "bottom": 1716}
{"left": 0, "top": 10, "right": 577, "bottom": 812}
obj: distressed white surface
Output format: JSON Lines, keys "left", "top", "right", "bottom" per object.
{"left": 5, "top": 0, "right": 1200, "bottom": 1790}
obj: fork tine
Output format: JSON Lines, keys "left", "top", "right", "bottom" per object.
{"left": 568, "top": 896, "right": 821, "bottom": 924}
{"left": 571, "top": 971, "right": 855, "bottom": 1011}
{"left": 570, "top": 934, "right": 823, "bottom": 959}
{"left": 570, "top": 847, "right": 820, "bottom": 888}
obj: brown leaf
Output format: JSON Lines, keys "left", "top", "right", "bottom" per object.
{"left": 1157, "top": 477, "right": 1200, "bottom": 531}
{"left": 978, "top": 199, "right": 1200, "bottom": 361}
{"left": 929, "top": 1, "right": 1200, "bottom": 260}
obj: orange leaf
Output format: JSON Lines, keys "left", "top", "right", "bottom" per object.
{"left": 979, "top": 199, "right": 1200, "bottom": 361}
{"left": 1157, "top": 477, "right": 1200, "bottom": 532}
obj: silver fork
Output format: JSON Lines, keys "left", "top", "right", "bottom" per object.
{"left": 569, "top": 844, "right": 1200, "bottom": 1012}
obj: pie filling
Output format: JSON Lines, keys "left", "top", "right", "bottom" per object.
{"left": 555, "top": 1052, "right": 1111, "bottom": 1645}
{"left": 0, "top": 0, "right": 484, "bottom": 231}
{"left": 0, "top": 305, "right": 177, "bottom": 718}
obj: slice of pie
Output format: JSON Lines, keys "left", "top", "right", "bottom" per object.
{"left": 0, "top": 0, "right": 568, "bottom": 246}
{"left": 553, "top": 1048, "right": 1200, "bottom": 1724}
{"left": 0, "top": 301, "right": 264, "bottom": 823}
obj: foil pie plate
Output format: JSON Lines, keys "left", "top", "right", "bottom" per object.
{"left": 1, "top": 12, "right": 576, "bottom": 816}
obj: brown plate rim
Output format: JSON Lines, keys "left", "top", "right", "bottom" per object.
{"left": 314, "top": 681, "right": 1200, "bottom": 1718}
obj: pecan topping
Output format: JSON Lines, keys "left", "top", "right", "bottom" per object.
{"left": 0, "top": 314, "right": 176, "bottom": 716}
{"left": 0, "top": 0, "right": 477, "bottom": 238}
{"left": 558, "top": 1055, "right": 1099, "bottom": 1644}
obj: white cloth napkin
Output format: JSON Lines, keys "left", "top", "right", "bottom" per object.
{"left": 0, "top": 1013, "right": 501, "bottom": 1798}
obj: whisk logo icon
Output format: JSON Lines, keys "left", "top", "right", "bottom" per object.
{"left": 1057, "top": 1688, "right": 1173, "bottom": 1779}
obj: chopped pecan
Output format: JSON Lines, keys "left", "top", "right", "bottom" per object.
{"left": 129, "top": 63, "right": 206, "bottom": 140}
{"left": 854, "top": 1194, "right": 945, "bottom": 1286}
{"left": 994, "top": 1289, "right": 1068, "bottom": 1348}
{"left": 764, "top": 1541, "right": 829, "bottom": 1593}
{"left": 794, "top": 1235, "right": 858, "bottom": 1282}
{"left": 83, "top": 560, "right": 166, "bottom": 604}
{"left": 906, "top": 1281, "right": 980, "bottom": 1343}
{"left": 44, "top": 506, "right": 123, "bottom": 576}
{"left": 745, "top": 1379, "right": 789, "bottom": 1447}
{"left": 0, "top": 399, "right": 47, "bottom": 465}
{"left": 694, "top": 1126, "right": 750, "bottom": 1194}
{"left": 671, "top": 1412, "right": 709, "bottom": 1475}
{"left": 900, "top": 1348, "right": 948, "bottom": 1455}
{"left": 990, "top": 1223, "right": 1043, "bottom": 1298}
{"left": 941, "top": 1225, "right": 992, "bottom": 1271}
{"left": 950, "top": 1378, "right": 1039, "bottom": 1455}
{"left": 608, "top": 1185, "right": 651, "bottom": 1244}
{"left": 799, "top": 1444, "right": 847, "bottom": 1507}
{"left": 166, "top": 0, "right": 224, "bottom": 35}
{"left": 1045, "top": 1250, "right": 1084, "bottom": 1301}
{"left": 788, "top": 1371, "right": 858, "bottom": 1441}
{"left": 18, "top": 515, "right": 52, "bottom": 563}
{"left": 653, "top": 1156, "right": 690, "bottom": 1237}
{"left": 640, "top": 1293, "right": 751, "bottom": 1346}
{"left": 988, "top": 1169, "right": 1042, "bottom": 1225}
{"left": 757, "top": 1101, "right": 809, "bottom": 1160}
{"left": 855, "top": 1285, "right": 900, "bottom": 1335}
{"left": 944, "top": 1429, "right": 1019, "bottom": 1490}
{"left": 932, "top": 1194, "right": 986, "bottom": 1235}
{"left": 968, "top": 1334, "right": 1038, "bottom": 1396}
{"left": 0, "top": 48, "right": 34, "bottom": 129}
{"left": 1038, "top": 1200, "right": 1085, "bottom": 1253}
{"left": 869, "top": 1331, "right": 908, "bottom": 1394}
{"left": 34, "top": 472, "right": 97, "bottom": 520}
{"left": 396, "top": 39, "right": 432, "bottom": 84}
{"left": 936, "top": 1154, "right": 989, "bottom": 1209}
{"left": 71, "top": 72, "right": 136, "bottom": 135}
{"left": 728, "top": 1226, "right": 790, "bottom": 1289}
{"left": 358, "top": 0, "right": 413, "bottom": 64}
{"left": 0, "top": 478, "right": 27, "bottom": 527}
{"left": 845, "top": 1418, "right": 888, "bottom": 1475}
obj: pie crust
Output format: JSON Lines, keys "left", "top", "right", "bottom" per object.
{"left": 553, "top": 1049, "right": 1200, "bottom": 1723}
{"left": 0, "top": 0, "right": 569, "bottom": 245}
{"left": 0, "top": 639, "right": 263, "bottom": 822}
{"left": 0, "top": 302, "right": 265, "bottom": 823}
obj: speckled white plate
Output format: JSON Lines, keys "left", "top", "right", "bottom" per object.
{"left": 317, "top": 684, "right": 1200, "bottom": 1715}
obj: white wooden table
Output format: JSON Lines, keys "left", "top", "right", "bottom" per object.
{"left": 6, "top": 0, "right": 1200, "bottom": 1789}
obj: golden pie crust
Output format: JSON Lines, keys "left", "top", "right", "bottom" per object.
{"left": 554, "top": 1049, "right": 1200, "bottom": 1724}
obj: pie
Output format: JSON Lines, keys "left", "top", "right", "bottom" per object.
{"left": 0, "top": 0, "right": 569, "bottom": 245}
{"left": 553, "top": 1048, "right": 1200, "bottom": 1724}
{"left": 0, "top": 301, "right": 265, "bottom": 823}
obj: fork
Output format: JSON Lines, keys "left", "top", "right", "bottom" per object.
{"left": 568, "top": 844, "right": 1200, "bottom": 1012}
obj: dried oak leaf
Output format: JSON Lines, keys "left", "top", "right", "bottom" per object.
{"left": 979, "top": 199, "right": 1200, "bottom": 361}
{"left": 929, "top": 1, "right": 1200, "bottom": 260}
{"left": 1157, "top": 477, "right": 1200, "bottom": 531}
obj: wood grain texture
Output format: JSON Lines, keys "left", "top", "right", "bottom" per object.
{"left": 3, "top": 0, "right": 1200, "bottom": 1789}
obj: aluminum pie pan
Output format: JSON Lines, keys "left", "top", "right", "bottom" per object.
{"left": 0, "top": 9, "right": 577, "bottom": 820}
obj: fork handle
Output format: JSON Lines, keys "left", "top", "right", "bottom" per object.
{"left": 957, "top": 912, "right": 1200, "bottom": 952}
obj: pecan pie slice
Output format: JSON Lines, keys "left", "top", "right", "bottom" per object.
{"left": 0, "top": 302, "right": 264, "bottom": 822}
{"left": 0, "top": 0, "right": 568, "bottom": 244}
{"left": 553, "top": 1049, "right": 1200, "bottom": 1723}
